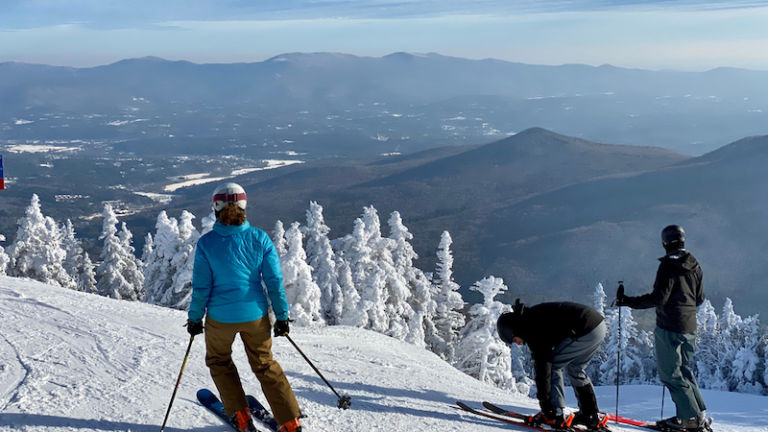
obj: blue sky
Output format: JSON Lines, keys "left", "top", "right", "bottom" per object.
{"left": 2, "top": 0, "right": 768, "bottom": 70}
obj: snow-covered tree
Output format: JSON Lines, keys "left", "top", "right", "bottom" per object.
{"left": 361, "top": 206, "right": 415, "bottom": 341}
{"left": 454, "top": 276, "right": 515, "bottom": 390}
{"left": 0, "top": 233, "right": 9, "bottom": 275}
{"left": 718, "top": 299, "right": 764, "bottom": 393}
{"left": 141, "top": 232, "right": 154, "bottom": 265}
{"left": 163, "top": 210, "right": 199, "bottom": 310}
{"left": 143, "top": 211, "right": 179, "bottom": 305}
{"left": 7, "top": 194, "right": 74, "bottom": 289}
{"left": 273, "top": 220, "right": 287, "bottom": 257}
{"left": 695, "top": 299, "right": 728, "bottom": 391}
{"left": 587, "top": 283, "right": 611, "bottom": 383}
{"left": 60, "top": 219, "right": 96, "bottom": 292}
{"left": 119, "top": 222, "right": 145, "bottom": 300}
{"left": 593, "top": 282, "right": 607, "bottom": 316}
{"left": 303, "top": 201, "right": 343, "bottom": 324}
{"left": 430, "top": 231, "right": 465, "bottom": 361}
{"left": 335, "top": 257, "right": 367, "bottom": 327}
{"left": 388, "top": 211, "right": 433, "bottom": 348}
{"left": 281, "top": 222, "right": 324, "bottom": 326}
{"left": 78, "top": 252, "right": 97, "bottom": 294}
{"left": 200, "top": 211, "right": 216, "bottom": 235}
{"left": 599, "top": 305, "right": 654, "bottom": 385}
{"left": 338, "top": 217, "right": 388, "bottom": 332}
{"left": 96, "top": 203, "right": 143, "bottom": 300}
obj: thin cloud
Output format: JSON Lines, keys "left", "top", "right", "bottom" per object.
{"left": 4, "top": 0, "right": 768, "bottom": 30}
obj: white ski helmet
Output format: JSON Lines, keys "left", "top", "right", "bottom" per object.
{"left": 212, "top": 182, "right": 247, "bottom": 211}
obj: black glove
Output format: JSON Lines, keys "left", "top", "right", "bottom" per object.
{"left": 616, "top": 283, "right": 630, "bottom": 307}
{"left": 187, "top": 319, "right": 204, "bottom": 336}
{"left": 273, "top": 319, "right": 290, "bottom": 337}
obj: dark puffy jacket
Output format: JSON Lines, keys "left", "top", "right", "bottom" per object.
{"left": 625, "top": 250, "right": 704, "bottom": 334}
{"left": 505, "top": 302, "right": 604, "bottom": 408}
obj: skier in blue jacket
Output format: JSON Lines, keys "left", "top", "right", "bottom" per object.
{"left": 187, "top": 182, "right": 302, "bottom": 432}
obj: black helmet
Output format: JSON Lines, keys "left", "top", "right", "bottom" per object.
{"left": 661, "top": 225, "right": 685, "bottom": 250}
{"left": 496, "top": 299, "right": 524, "bottom": 344}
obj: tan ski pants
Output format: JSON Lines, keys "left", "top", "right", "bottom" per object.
{"left": 205, "top": 316, "right": 301, "bottom": 424}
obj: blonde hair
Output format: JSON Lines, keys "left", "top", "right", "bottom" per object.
{"left": 217, "top": 204, "right": 247, "bottom": 226}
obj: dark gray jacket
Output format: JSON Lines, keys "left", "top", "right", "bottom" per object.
{"left": 625, "top": 250, "right": 704, "bottom": 334}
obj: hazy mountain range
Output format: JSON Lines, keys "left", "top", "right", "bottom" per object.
{"left": 3, "top": 52, "right": 768, "bottom": 154}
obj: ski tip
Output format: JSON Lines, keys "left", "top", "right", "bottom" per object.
{"left": 196, "top": 388, "right": 217, "bottom": 404}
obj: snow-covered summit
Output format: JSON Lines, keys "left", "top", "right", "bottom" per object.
{"left": 0, "top": 276, "right": 766, "bottom": 431}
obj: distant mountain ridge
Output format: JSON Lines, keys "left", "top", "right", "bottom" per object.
{"left": 3, "top": 51, "right": 768, "bottom": 154}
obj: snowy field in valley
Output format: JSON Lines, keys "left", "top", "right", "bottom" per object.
{"left": 0, "top": 276, "right": 766, "bottom": 432}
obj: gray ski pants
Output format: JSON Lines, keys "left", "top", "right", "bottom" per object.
{"left": 550, "top": 321, "right": 607, "bottom": 410}
{"left": 655, "top": 326, "right": 707, "bottom": 419}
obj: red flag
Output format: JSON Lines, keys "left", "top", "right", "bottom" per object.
{"left": 0, "top": 154, "right": 4, "bottom": 190}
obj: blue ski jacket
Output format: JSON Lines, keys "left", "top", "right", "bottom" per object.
{"left": 188, "top": 220, "right": 290, "bottom": 324}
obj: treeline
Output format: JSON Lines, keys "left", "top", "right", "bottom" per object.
{"left": 1, "top": 195, "right": 766, "bottom": 395}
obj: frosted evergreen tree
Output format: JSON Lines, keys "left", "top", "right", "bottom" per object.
{"left": 79, "top": 252, "right": 97, "bottom": 294}
{"left": 281, "top": 222, "right": 324, "bottom": 326}
{"left": 718, "top": 298, "right": 743, "bottom": 391}
{"left": 587, "top": 282, "right": 610, "bottom": 383}
{"left": 339, "top": 217, "right": 388, "bottom": 332}
{"left": 454, "top": 276, "right": 515, "bottom": 390}
{"left": 388, "top": 211, "right": 432, "bottom": 348}
{"left": 0, "top": 234, "right": 9, "bottom": 275}
{"left": 431, "top": 231, "right": 465, "bottom": 362}
{"left": 96, "top": 203, "right": 142, "bottom": 300}
{"left": 273, "top": 220, "right": 287, "bottom": 257}
{"left": 7, "top": 194, "right": 74, "bottom": 289}
{"left": 119, "top": 222, "right": 144, "bottom": 300}
{"left": 695, "top": 300, "right": 728, "bottom": 390}
{"left": 142, "top": 211, "right": 179, "bottom": 305}
{"left": 141, "top": 233, "right": 154, "bottom": 266}
{"left": 163, "top": 210, "right": 200, "bottom": 310}
{"left": 336, "top": 257, "right": 367, "bottom": 327}
{"left": 200, "top": 211, "right": 216, "bottom": 235}
{"left": 362, "top": 206, "right": 413, "bottom": 341}
{"left": 61, "top": 219, "right": 92, "bottom": 292}
{"left": 599, "top": 305, "right": 653, "bottom": 385}
{"left": 718, "top": 299, "right": 764, "bottom": 393}
{"left": 732, "top": 315, "right": 764, "bottom": 394}
{"left": 593, "top": 282, "right": 607, "bottom": 315}
{"left": 509, "top": 342, "right": 535, "bottom": 395}
{"left": 303, "top": 201, "right": 343, "bottom": 324}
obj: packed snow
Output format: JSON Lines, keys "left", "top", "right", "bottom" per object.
{"left": 0, "top": 277, "right": 766, "bottom": 432}
{"left": 163, "top": 161, "right": 304, "bottom": 192}
{"left": 3, "top": 145, "right": 80, "bottom": 154}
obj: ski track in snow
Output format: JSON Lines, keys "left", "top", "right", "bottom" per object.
{"left": 0, "top": 276, "right": 767, "bottom": 431}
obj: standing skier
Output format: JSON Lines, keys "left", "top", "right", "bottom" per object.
{"left": 497, "top": 300, "right": 608, "bottom": 431}
{"left": 617, "top": 224, "right": 708, "bottom": 431}
{"left": 187, "top": 183, "right": 303, "bottom": 432}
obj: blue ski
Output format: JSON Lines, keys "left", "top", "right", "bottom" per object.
{"left": 197, "top": 388, "right": 268, "bottom": 431}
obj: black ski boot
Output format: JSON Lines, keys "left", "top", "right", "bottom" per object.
{"left": 656, "top": 415, "right": 711, "bottom": 431}
{"left": 572, "top": 385, "right": 610, "bottom": 430}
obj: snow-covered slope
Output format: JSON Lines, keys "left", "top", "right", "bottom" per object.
{"left": 0, "top": 276, "right": 766, "bottom": 431}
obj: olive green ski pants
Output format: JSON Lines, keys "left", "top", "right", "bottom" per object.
{"left": 654, "top": 326, "right": 707, "bottom": 420}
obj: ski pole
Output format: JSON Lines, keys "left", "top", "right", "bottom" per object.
{"left": 614, "top": 281, "right": 624, "bottom": 425}
{"left": 661, "top": 386, "right": 666, "bottom": 419}
{"left": 284, "top": 334, "right": 351, "bottom": 409}
{"left": 160, "top": 335, "right": 195, "bottom": 431}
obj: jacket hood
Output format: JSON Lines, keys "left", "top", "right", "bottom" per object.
{"left": 659, "top": 249, "right": 699, "bottom": 272}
